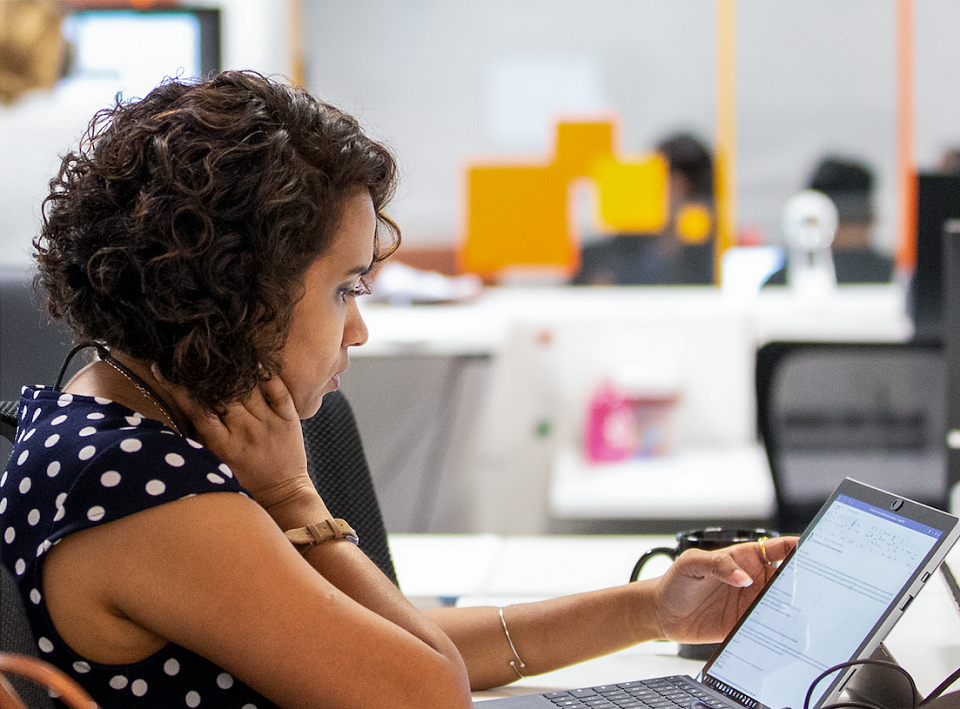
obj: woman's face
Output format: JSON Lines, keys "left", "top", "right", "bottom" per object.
{"left": 279, "top": 188, "right": 375, "bottom": 418}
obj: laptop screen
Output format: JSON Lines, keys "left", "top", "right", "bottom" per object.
{"left": 701, "top": 492, "right": 942, "bottom": 709}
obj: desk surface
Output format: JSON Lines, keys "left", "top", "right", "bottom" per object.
{"left": 388, "top": 533, "right": 960, "bottom": 702}
{"left": 550, "top": 444, "right": 775, "bottom": 520}
{"left": 357, "top": 284, "right": 912, "bottom": 357}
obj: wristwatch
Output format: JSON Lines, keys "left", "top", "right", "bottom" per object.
{"left": 284, "top": 518, "right": 359, "bottom": 551}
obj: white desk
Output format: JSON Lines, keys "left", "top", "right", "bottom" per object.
{"left": 550, "top": 444, "right": 775, "bottom": 521}
{"left": 349, "top": 285, "right": 912, "bottom": 535}
{"left": 388, "top": 533, "right": 960, "bottom": 702}
{"left": 357, "top": 285, "right": 912, "bottom": 357}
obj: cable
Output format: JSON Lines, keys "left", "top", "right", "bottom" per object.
{"left": 804, "top": 659, "right": 918, "bottom": 709}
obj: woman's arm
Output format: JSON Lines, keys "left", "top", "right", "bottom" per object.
{"left": 426, "top": 535, "right": 797, "bottom": 690}
{"left": 52, "top": 361, "right": 472, "bottom": 706}
{"left": 44, "top": 490, "right": 473, "bottom": 709}
{"left": 160, "top": 372, "right": 796, "bottom": 695}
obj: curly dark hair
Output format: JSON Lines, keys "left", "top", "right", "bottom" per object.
{"left": 34, "top": 70, "right": 399, "bottom": 411}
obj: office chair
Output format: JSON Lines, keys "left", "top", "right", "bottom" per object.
{"left": 301, "top": 390, "right": 398, "bottom": 586}
{"left": 756, "top": 341, "right": 946, "bottom": 534}
{"left": 0, "top": 652, "right": 100, "bottom": 709}
{"left": 0, "top": 565, "right": 56, "bottom": 709}
{"left": 0, "top": 268, "right": 77, "bottom": 402}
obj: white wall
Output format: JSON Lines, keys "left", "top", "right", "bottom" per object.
{"left": 4, "top": 1, "right": 960, "bottom": 265}
{"left": 301, "top": 0, "right": 960, "bottom": 256}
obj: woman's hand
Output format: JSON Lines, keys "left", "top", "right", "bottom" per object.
{"left": 650, "top": 535, "right": 798, "bottom": 644}
{"left": 157, "top": 369, "right": 323, "bottom": 525}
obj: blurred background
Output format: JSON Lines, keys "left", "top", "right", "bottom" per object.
{"left": 3, "top": 0, "right": 960, "bottom": 538}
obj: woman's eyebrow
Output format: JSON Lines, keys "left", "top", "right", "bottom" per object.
{"left": 347, "top": 258, "right": 375, "bottom": 276}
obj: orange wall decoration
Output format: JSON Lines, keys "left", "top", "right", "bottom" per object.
{"left": 459, "top": 119, "right": 669, "bottom": 278}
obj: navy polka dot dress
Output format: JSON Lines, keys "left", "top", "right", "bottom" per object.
{"left": 1, "top": 387, "right": 282, "bottom": 709}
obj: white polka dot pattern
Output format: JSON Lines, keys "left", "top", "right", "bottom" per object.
{"left": 87, "top": 506, "right": 105, "bottom": 522}
{"left": 2, "top": 387, "right": 269, "bottom": 709}
{"left": 120, "top": 438, "right": 143, "bottom": 453}
{"left": 145, "top": 480, "right": 166, "bottom": 496}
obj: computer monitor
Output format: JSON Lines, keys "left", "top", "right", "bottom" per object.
{"left": 60, "top": 7, "right": 221, "bottom": 100}
{"left": 909, "top": 173, "right": 960, "bottom": 343}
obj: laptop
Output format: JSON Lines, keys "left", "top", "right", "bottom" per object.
{"left": 478, "top": 478, "right": 960, "bottom": 709}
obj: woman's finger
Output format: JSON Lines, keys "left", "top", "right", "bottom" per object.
{"left": 674, "top": 548, "right": 752, "bottom": 588}
{"left": 710, "top": 554, "right": 753, "bottom": 588}
{"left": 151, "top": 366, "right": 226, "bottom": 437}
{"left": 761, "top": 535, "right": 798, "bottom": 563}
{"left": 257, "top": 372, "right": 299, "bottom": 421}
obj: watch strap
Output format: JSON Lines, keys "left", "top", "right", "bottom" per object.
{"left": 284, "top": 518, "right": 359, "bottom": 549}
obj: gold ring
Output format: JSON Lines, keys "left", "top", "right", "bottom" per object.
{"left": 758, "top": 536, "right": 776, "bottom": 567}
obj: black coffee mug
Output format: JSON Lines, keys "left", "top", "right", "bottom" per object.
{"left": 629, "top": 527, "right": 779, "bottom": 661}
{"left": 629, "top": 527, "right": 778, "bottom": 583}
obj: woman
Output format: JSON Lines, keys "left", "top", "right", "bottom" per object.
{"left": 1, "top": 71, "right": 795, "bottom": 709}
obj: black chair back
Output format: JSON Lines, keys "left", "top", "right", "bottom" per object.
{"left": 0, "top": 268, "right": 77, "bottom": 402}
{"left": 301, "top": 390, "right": 398, "bottom": 586}
{"left": 757, "top": 340, "right": 946, "bottom": 534}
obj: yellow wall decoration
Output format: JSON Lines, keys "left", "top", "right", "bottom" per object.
{"left": 459, "top": 118, "right": 670, "bottom": 278}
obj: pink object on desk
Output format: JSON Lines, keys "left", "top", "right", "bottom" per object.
{"left": 584, "top": 381, "right": 678, "bottom": 463}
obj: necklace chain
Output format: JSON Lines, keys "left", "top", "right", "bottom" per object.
{"left": 101, "top": 357, "right": 182, "bottom": 435}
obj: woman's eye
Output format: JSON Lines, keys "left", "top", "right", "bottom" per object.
{"left": 341, "top": 278, "right": 371, "bottom": 300}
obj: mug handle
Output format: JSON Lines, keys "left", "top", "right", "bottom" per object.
{"left": 629, "top": 547, "right": 678, "bottom": 582}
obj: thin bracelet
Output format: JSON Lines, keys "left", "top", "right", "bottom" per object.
{"left": 498, "top": 606, "right": 527, "bottom": 678}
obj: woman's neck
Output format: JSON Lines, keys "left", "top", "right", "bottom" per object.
{"left": 64, "top": 350, "right": 190, "bottom": 436}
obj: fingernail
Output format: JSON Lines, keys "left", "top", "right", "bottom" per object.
{"left": 733, "top": 570, "right": 753, "bottom": 587}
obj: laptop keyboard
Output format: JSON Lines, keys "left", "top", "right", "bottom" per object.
{"left": 540, "top": 675, "right": 725, "bottom": 709}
